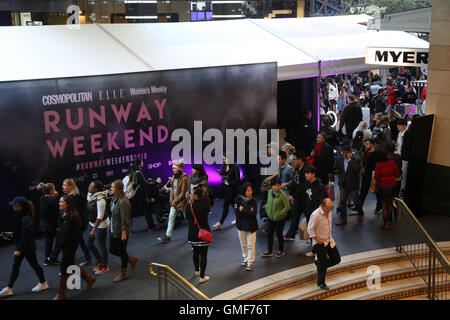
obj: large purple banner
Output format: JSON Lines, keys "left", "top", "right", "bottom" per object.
{"left": 0, "top": 63, "right": 277, "bottom": 229}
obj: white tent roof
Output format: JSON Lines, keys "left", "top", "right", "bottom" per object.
{"left": 0, "top": 14, "right": 429, "bottom": 83}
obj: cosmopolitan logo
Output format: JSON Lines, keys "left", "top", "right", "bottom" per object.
{"left": 365, "top": 47, "right": 429, "bottom": 67}
{"left": 42, "top": 92, "right": 93, "bottom": 106}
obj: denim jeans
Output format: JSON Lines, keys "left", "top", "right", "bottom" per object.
{"left": 166, "top": 206, "right": 178, "bottom": 238}
{"left": 237, "top": 230, "right": 256, "bottom": 266}
{"left": 87, "top": 224, "right": 108, "bottom": 267}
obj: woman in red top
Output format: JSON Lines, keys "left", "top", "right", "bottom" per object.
{"left": 387, "top": 80, "right": 398, "bottom": 107}
{"left": 374, "top": 153, "right": 399, "bottom": 230}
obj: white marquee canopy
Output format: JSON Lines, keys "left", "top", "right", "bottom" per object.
{"left": 0, "top": 14, "right": 429, "bottom": 83}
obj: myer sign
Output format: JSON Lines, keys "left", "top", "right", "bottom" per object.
{"left": 365, "top": 47, "right": 428, "bottom": 67}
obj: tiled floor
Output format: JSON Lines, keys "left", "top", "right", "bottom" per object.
{"left": 0, "top": 192, "right": 449, "bottom": 300}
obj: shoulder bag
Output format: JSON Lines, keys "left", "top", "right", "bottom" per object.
{"left": 190, "top": 202, "right": 213, "bottom": 243}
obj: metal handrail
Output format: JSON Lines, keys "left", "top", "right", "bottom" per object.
{"left": 395, "top": 198, "right": 450, "bottom": 300}
{"left": 149, "top": 262, "right": 209, "bottom": 300}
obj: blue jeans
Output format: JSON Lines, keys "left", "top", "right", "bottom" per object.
{"left": 87, "top": 224, "right": 108, "bottom": 267}
{"left": 166, "top": 207, "right": 178, "bottom": 238}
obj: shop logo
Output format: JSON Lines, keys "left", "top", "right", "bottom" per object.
{"left": 171, "top": 121, "right": 279, "bottom": 175}
{"left": 366, "top": 265, "right": 381, "bottom": 290}
{"left": 66, "top": 265, "right": 81, "bottom": 290}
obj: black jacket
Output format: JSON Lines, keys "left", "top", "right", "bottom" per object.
{"left": 72, "top": 193, "right": 87, "bottom": 230}
{"left": 373, "top": 95, "right": 387, "bottom": 114}
{"left": 304, "top": 178, "right": 326, "bottom": 216}
{"left": 220, "top": 164, "right": 241, "bottom": 193}
{"left": 362, "top": 149, "right": 381, "bottom": 175}
{"left": 402, "top": 91, "right": 417, "bottom": 104}
{"left": 234, "top": 195, "right": 258, "bottom": 233}
{"left": 60, "top": 211, "right": 82, "bottom": 249}
{"left": 335, "top": 154, "right": 362, "bottom": 192}
{"left": 401, "top": 129, "right": 411, "bottom": 161}
{"left": 313, "top": 142, "right": 334, "bottom": 185}
{"left": 13, "top": 209, "right": 35, "bottom": 252}
{"left": 341, "top": 102, "right": 363, "bottom": 136}
{"left": 39, "top": 196, "right": 59, "bottom": 226}
{"left": 289, "top": 164, "right": 307, "bottom": 209}
{"left": 185, "top": 199, "right": 211, "bottom": 246}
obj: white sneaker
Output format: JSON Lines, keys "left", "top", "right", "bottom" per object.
{"left": 0, "top": 287, "right": 13, "bottom": 297}
{"left": 231, "top": 220, "right": 236, "bottom": 225}
{"left": 305, "top": 252, "right": 314, "bottom": 257}
{"left": 31, "top": 282, "right": 49, "bottom": 293}
{"left": 195, "top": 271, "right": 200, "bottom": 276}
{"left": 200, "top": 276, "right": 210, "bottom": 283}
{"left": 213, "top": 222, "right": 222, "bottom": 229}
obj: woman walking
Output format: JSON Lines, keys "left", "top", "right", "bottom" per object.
{"left": 185, "top": 187, "right": 211, "bottom": 283}
{"left": 374, "top": 153, "right": 400, "bottom": 230}
{"left": 109, "top": 180, "right": 138, "bottom": 283}
{"left": 87, "top": 180, "right": 110, "bottom": 275}
{"left": 213, "top": 153, "right": 241, "bottom": 229}
{"left": 0, "top": 197, "right": 49, "bottom": 297}
{"left": 234, "top": 183, "right": 258, "bottom": 271}
{"left": 54, "top": 195, "right": 96, "bottom": 300}
{"left": 59, "top": 179, "right": 92, "bottom": 267}
{"left": 189, "top": 164, "right": 212, "bottom": 208}
{"left": 37, "top": 182, "right": 59, "bottom": 264}
{"left": 261, "top": 179, "right": 291, "bottom": 258}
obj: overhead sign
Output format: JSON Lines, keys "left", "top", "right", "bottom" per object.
{"left": 365, "top": 47, "right": 428, "bottom": 67}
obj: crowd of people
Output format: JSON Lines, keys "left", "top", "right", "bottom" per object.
{"left": 0, "top": 68, "right": 422, "bottom": 298}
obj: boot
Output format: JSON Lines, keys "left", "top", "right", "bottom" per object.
{"left": 80, "top": 267, "right": 96, "bottom": 292}
{"left": 113, "top": 268, "right": 128, "bottom": 283}
{"left": 53, "top": 275, "right": 68, "bottom": 300}
{"left": 128, "top": 255, "right": 138, "bottom": 272}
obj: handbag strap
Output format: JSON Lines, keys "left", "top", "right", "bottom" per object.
{"left": 190, "top": 202, "right": 201, "bottom": 229}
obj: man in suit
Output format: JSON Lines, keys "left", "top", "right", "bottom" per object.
{"left": 340, "top": 95, "right": 363, "bottom": 143}
{"left": 335, "top": 144, "right": 365, "bottom": 225}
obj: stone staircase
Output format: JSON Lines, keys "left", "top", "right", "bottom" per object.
{"left": 212, "top": 241, "right": 450, "bottom": 300}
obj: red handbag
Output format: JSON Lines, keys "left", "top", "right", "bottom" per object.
{"left": 190, "top": 202, "right": 213, "bottom": 243}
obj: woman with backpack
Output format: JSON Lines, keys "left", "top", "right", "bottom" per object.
{"left": 86, "top": 180, "right": 110, "bottom": 275}
{"left": 0, "top": 197, "right": 49, "bottom": 297}
{"left": 123, "top": 157, "right": 159, "bottom": 232}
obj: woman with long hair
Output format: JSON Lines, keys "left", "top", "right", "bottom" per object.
{"left": 0, "top": 197, "right": 49, "bottom": 297}
{"left": 185, "top": 187, "right": 211, "bottom": 283}
{"left": 234, "top": 183, "right": 258, "bottom": 271}
{"left": 123, "top": 157, "right": 159, "bottom": 232}
{"left": 109, "top": 180, "right": 138, "bottom": 283}
{"left": 47, "top": 179, "right": 92, "bottom": 266}
{"left": 54, "top": 195, "right": 95, "bottom": 300}
{"left": 189, "top": 164, "right": 212, "bottom": 209}
{"left": 87, "top": 180, "right": 110, "bottom": 275}
{"left": 37, "top": 182, "right": 59, "bottom": 264}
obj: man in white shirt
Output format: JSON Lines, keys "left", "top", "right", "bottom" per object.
{"left": 395, "top": 118, "right": 409, "bottom": 191}
{"left": 307, "top": 198, "right": 341, "bottom": 290}
{"left": 328, "top": 79, "right": 339, "bottom": 106}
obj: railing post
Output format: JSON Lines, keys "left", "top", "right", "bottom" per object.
{"left": 427, "top": 250, "right": 432, "bottom": 299}
{"left": 164, "top": 269, "right": 168, "bottom": 300}
{"left": 396, "top": 199, "right": 402, "bottom": 252}
{"left": 431, "top": 255, "right": 436, "bottom": 300}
